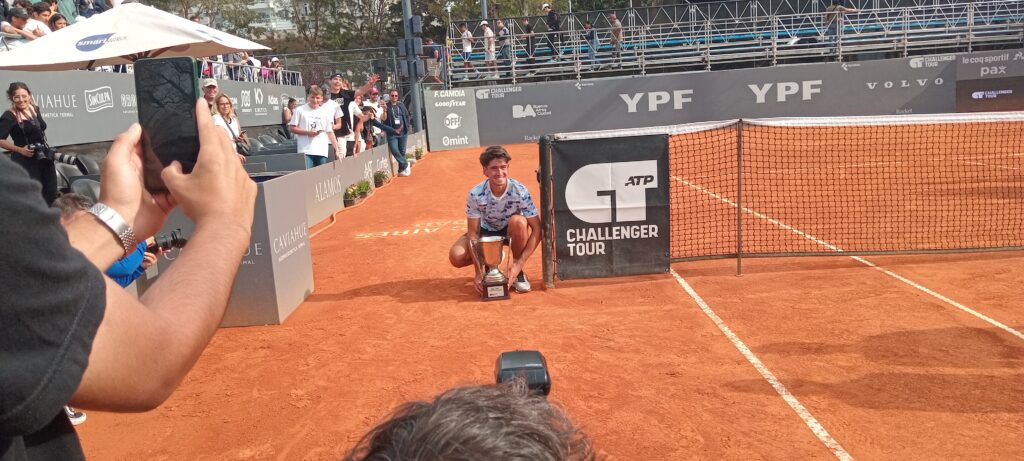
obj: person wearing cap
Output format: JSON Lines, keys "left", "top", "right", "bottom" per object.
{"left": 268, "top": 57, "right": 282, "bottom": 84}
{"left": 541, "top": 3, "right": 563, "bottom": 60}
{"left": 326, "top": 72, "right": 380, "bottom": 157}
{"left": 201, "top": 78, "right": 219, "bottom": 114}
{"left": 609, "top": 13, "right": 623, "bottom": 68}
{"left": 1, "top": 7, "right": 37, "bottom": 41}
{"left": 481, "top": 20, "right": 497, "bottom": 78}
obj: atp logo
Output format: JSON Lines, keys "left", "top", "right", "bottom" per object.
{"left": 565, "top": 161, "right": 658, "bottom": 223}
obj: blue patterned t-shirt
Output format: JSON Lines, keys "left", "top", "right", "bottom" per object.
{"left": 465, "top": 178, "right": 539, "bottom": 231}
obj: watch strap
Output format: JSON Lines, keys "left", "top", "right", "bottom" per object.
{"left": 87, "top": 203, "right": 137, "bottom": 258}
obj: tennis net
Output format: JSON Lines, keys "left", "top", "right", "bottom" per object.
{"left": 669, "top": 112, "right": 1024, "bottom": 261}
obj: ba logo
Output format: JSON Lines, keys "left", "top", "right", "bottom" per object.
{"left": 76, "top": 33, "right": 114, "bottom": 52}
{"left": 565, "top": 160, "right": 658, "bottom": 223}
{"left": 240, "top": 91, "right": 251, "bottom": 108}
{"left": 512, "top": 104, "right": 536, "bottom": 118}
{"left": 444, "top": 113, "right": 462, "bottom": 129}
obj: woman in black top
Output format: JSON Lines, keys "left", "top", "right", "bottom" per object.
{"left": 0, "top": 82, "right": 57, "bottom": 204}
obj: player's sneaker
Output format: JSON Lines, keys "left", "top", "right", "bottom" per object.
{"left": 513, "top": 272, "right": 531, "bottom": 293}
{"left": 65, "top": 406, "right": 86, "bottom": 426}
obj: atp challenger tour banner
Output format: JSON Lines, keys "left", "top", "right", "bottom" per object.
{"left": 0, "top": 69, "right": 304, "bottom": 147}
{"left": 550, "top": 134, "right": 670, "bottom": 279}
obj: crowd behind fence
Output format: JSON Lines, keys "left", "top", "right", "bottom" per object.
{"left": 445, "top": 0, "right": 1024, "bottom": 85}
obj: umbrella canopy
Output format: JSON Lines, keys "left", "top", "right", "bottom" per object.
{"left": 0, "top": 3, "right": 268, "bottom": 71}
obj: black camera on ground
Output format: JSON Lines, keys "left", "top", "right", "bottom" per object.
{"left": 26, "top": 143, "right": 89, "bottom": 174}
{"left": 147, "top": 229, "right": 188, "bottom": 254}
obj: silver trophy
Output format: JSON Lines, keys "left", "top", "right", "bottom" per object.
{"left": 471, "top": 236, "right": 510, "bottom": 300}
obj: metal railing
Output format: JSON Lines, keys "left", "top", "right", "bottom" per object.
{"left": 445, "top": 0, "right": 1024, "bottom": 86}
{"left": 199, "top": 59, "right": 303, "bottom": 86}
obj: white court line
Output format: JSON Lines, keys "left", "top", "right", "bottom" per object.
{"left": 958, "top": 160, "right": 1021, "bottom": 171}
{"left": 671, "top": 175, "right": 1024, "bottom": 342}
{"left": 670, "top": 269, "right": 854, "bottom": 461}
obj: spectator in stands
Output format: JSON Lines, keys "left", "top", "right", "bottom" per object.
{"left": 541, "top": 3, "right": 563, "bottom": 60}
{"left": 48, "top": 13, "right": 67, "bottom": 31}
{"left": 289, "top": 85, "right": 340, "bottom": 168}
{"left": 0, "top": 100, "right": 257, "bottom": 461}
{"left": 422, "top": 38, "right": 444, "bottom": 84}
{"left": 26, "top": 2, "right": 52, "bottom": 36}
{"left": 1, "top": 7, "right": 37, "bottom": 42}
{"left": 0, "top": 82, "right": 58, "bottom": 205}
{"left": 521, "top": 17, "right": 537, "bottom": 71}
{"left": 327, "top": 72, "right": 380, "bottom": 157}
{"left": 44, "top": 0, "right": 59, "bottom": 14}
{"left": 458, "top": 22, "right": 479, "bottom": 78}
{"left": 201, "top": 78, "right": 219, "bottom": 114}
{"left": 481, "top": 20, "right": 497, "bottom": 78}
{"left": 825, "top": 0, "right": 859, "bottom": 44}
{"left": 281, "top": 97, "right": 297, "bottom": 139}
{"left": 448, "top": 146, "right": 540, "bottom": 294}
{"left": 343, "top": 378, "right": 593, "bottom": 461}
{"left": 348, "top": 94, "right": 366, "bottom": 154}
{"left": 609, "top": 13, "right": 623, "bottom": 68}
{"left": 224, "top": 51, "right": 241, "bottom": 81}
{"left": 354, "top": 106, "right": 396, "bottom": 155}
{"left": 496, "top": 19, "right": 511, "bottom": 78}
{"left": 363, "top": 88, "right": 385, "bottom": 147}
{"left": 211, "top": 93, "right": 250, "bottom": 162}
{"left": 581, "top": 21, "right": 598, "bottom": 68}
{"left": 382, "top": 88, "right": 412, "bottom": 177}
{"left": 268, "top": 57, "right": 282, "bottom": 84}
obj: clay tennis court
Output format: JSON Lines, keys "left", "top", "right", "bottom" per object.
{"left": 79, "top": 142, "right": 1024, "bottom": 460}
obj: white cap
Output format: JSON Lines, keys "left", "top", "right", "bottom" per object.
{"left": 542, "top": 3, "right": 550, "bottom": 9}
{"left": 480, "top": 20, "right": 488, "bottom": 25}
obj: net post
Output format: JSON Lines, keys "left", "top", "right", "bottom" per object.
{"left": 539, "top": 135, "right": 556, "bottom": 289}
{"left": 736, "top": 120, "right": 743, "bottom": 277}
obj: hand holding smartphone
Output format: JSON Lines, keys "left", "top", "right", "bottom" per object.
{"left": 134, "top": 57, "right": 201, "bottom": 192}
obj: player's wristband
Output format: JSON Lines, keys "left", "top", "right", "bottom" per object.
{"left": 88, "top": 202, "right": 138, "bottom": 258}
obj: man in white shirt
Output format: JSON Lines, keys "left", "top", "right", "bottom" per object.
{"left": 24, "top": 3, "right": 51, "bottom": 37}
{"left": 481, "top": 21, "right": 497, "bottom": 78}
{"left": 363, "top": 88, "right": 385, "bottom": 147}
{"left": 289, "top": 86, "right": 340, "bottom": 168}
{"left": 458, "top": 22, "right": 479, "bottom": 78}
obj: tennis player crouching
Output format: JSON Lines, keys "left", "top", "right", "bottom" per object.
{"left": 448, "top": 146, "right": 541, "bottom": 294}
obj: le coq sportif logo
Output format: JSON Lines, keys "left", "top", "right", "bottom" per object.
{"left": 565, "top": 161, "right": 658, "bottom": 224}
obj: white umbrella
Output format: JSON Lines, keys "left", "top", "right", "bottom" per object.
{"left": 0, "top": 3, "right": 268, "bottom": 71}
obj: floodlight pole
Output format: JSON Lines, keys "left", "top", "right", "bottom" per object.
{"left": 481, "top": 0, "right": 489, "bottom": 21}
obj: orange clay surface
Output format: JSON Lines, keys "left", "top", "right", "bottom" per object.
{"left": 80, "top": 144, "right": 1024, "bottom": 460}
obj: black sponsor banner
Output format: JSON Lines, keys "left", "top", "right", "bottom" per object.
{"left": 552, "top": 134, "right": 670, "bottom": 279}
{"left": 956, "top": 77, "right": 1024, "bottom": 112}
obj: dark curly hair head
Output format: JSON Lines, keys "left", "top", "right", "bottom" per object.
{"left": 344, "top": 377, "right": 595, "bottom": 461}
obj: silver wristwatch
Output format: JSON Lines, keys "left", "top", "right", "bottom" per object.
{"left": 87, "top": 203, "right": 138, "bottom": 258}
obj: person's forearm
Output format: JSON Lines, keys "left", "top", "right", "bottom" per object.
{"left": 355, "top": 79, "right": 374, "bottom": 98}
{"left": 132, "top": 221, "right": 251, "bottom": 398}
{"left": 66, "top": 212, "right": 128, "bottom": 271}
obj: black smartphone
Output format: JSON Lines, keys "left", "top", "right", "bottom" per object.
{"left": 134, "top": 57, "right": 201, "bottom": 192}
